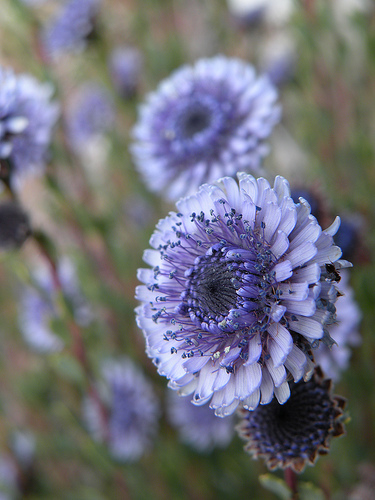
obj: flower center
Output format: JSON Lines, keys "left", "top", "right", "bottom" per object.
{"left": 179, "top": 104, "right": 212, "bottom": 139}
{"left": 183, "top": 251, "right": 238, "bottom": 323}
{"left": 177, "top": 239, "right": 276, "bottom": 335}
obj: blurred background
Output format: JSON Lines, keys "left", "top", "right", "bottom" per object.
{"left": 0, "top": 0, "right": 375, "bottom": 498}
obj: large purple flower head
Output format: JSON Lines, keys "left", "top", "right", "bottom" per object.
{"left": 0, "top": 66, "right": 58, "bottom": 189}
{"left": 41, "top": 0, "right": 100, "bottom": 60}
{"left": 131, "top": 56, "right": 280, "bottom": 200}
{"left": 314, "top": 270, "right": 361, "bottom": 382}
{"left": 167, "top": 390, "right": 234, "bottom": 453}
{"left": 136, "top": 173, "right": 350, "bottom": 416}
{"left": 83, "top": 358, "right": 160, "bottom": 462}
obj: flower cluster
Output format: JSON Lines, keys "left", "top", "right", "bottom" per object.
{"left": 83, "top": 358, "right": 160, "bottom": 462}
{"left": 136, "top": 173, "right": 348, "bottom": 416}
{"left": 41, "top": 0, "right": 101, "bottom": 60}
{"left": 131, "top": 56, "right": 280, "bottom": 200}
{"left": 0, "top": 66, "right": 58, "bottom": 189}
{"left": 236, "top": 367, "right": 346, "bottom": 472}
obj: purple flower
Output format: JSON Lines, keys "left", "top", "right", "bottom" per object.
{"left": 236, "top": 367, "right": 346, "bottom": 473}
{"left": 18, "top": 258, "right": 91, "bottom": 353}
{"left": 136, "top": 173, "right": 350, "bottom": 416}
{"left": 65, "top": 83, "right": 115, "bottom": 155}
{"left": 314, "top": 270, "right": 361, "bottom": 382}
{"left": 167, "top": 390, "right": 234, "bottom": 452}
{"left": 41, "top": 0, "right": 100, "bottom": 60}
{"left": 131, "top": 55, "right": 280, "bottom": 200}
{"left": 0, "top": 454, "right": 18, "bottom": 500}
{"left": 108, "top": 46, "right": 143, "bottom": 98}
{"left": 0, "top": 66, "right": 58, "bottom": 189}
{"left": 83, "top": 358, "right": 160, "bottom": 462}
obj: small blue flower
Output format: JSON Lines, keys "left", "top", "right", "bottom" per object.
{"left": 41, "top": 0, "right": 100, "bottom": 60}
{"left": 314, "top": 270, "right": 361, "bottom": 382}
{"left": 167, "top": 390, "right": 234, "bottom": 453}
{"left": 236, "top": 367, "right": 346, "bottom": 473}
{"left": 0, "top": 66, "right": 58, "bottom": 189}
{"left": 136, "top": 173, "right": 350, "bottom": 416}
{"left": 83, "top": 358, "right": 160, "bottom": 462}
{"left": 131, "top": 55, "right": 280, "bottom": 200}
{"left": 18, "top": 258, "right": 91, "bottom": 353}
{"left": 109, "top": 46, "right": 143, "bottom": 98}
{"left": 65, "top": 83, "right": 115, "bottom": 155}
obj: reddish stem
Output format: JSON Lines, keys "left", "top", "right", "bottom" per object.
{"left": 284, "top": 467, "right": 299, "bottom": 500}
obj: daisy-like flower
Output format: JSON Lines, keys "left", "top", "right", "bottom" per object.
{"left": 236, "top": 367, "right": 346, "bottom": 472}
{"left": 83, "top": 358, "right": 160, "bottom": 462}
{"left": 314, "top": 270, "right": 361, "bottom": 382}
{"left": 18, "top": 258, "right": 91, "bottom": 353}
{"left": 136, "top": 173, "right": 350, "bottom": 416}
{"left": 0, "top": 66, "right": 58, "bottom": 189}
{"left": 167, "top": 390, "right": 234, "bottom": 453}
{"left": 131, "top": 56, "right": 280, "bottom": 200}
{"left": 41, "top": 0, "right": 100, "bottom": 60}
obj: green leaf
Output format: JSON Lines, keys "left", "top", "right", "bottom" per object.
{"left": 259, "top": 474, "right": 292, "bottom": 500}
{"left": 50, "top": 354, "right": 85, "bottom": 386}
{"left": 299, "top": 482, "right": 325, "bottom": 500}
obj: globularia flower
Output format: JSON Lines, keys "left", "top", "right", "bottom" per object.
{"left": 136, "top": 173, "right": 349, "bottom": 416}
{"left": 83, "top": 358, "right": 160, "bottom": 462}
{"left": 65, "top": 83, "right": 115, "bottom": 155}
{"left": 167, "top": 390, "right": 234, "bottom": 453}
{"left": 41, "top": 0, "right": 100, "bottom": 60}
{"left": 0, "top": 66, "right": 58, "bottom": 189}
{"left": 236, "top": 367, "right": 346, "bottom": 473}
{"left": 18, "top": 258, "right": 91, "bottom": 353}
{"left": 131, "top": 56, "right": 280, "bottom": 200}
{"left": 109, "top": 46, "right": 143, "bottom": 98}
{"left": 314, "top": 270, "right": 361, "bottom": 382}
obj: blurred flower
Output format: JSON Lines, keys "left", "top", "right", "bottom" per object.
{"left": 226, "top": 0, "right": 294, "bottom": 27}
{"left": 236, "top": 367, "right": 346, "bottom": 473}
{"left": 136, "top": 173, "right": 349, "bottom": 416}
{"left": 131, "top": 55, "right": 280, "bottom": 200}
{"left": 41, "top": 0, "right": 100, "bottom": 60}
{"left": 167, "top": 390, "right": 234, "bottom": 452}
{"left": 10, "top": 431, "right": 36, "bottom": 470}
{"left": 0, "top": 454, "right": 18, "bottom": 500}
{"left": 18, "top": 258, "right": 91, "bottom": 353}
{"left": 65, "top": 83, "right": 114, "bottom": 156}
{"left": 0, "top": 66, "right": 58, "bottom": 190}
{"left": 0, "top": 201, "right": 31, "bottom": 249}
{"left": 259, "top": 31, "right": 296, "bottom": 87}
{"left": 108, "top": 46, "right": 143, "bottom": 99}
{"left": 314, "top": 270, "right": 361, "bottom": 382}
{"left": 83, "top": 358, "right": 160, "bottom": 462}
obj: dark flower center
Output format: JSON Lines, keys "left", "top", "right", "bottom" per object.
{"left": 250, "top": 379, "right": 333, "bottom": 450}
{"left": 179, "top": 105, "right": 212, "bottom": 139}
{"left": 183, "top": 252, "right": 238, "bottom": 323}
